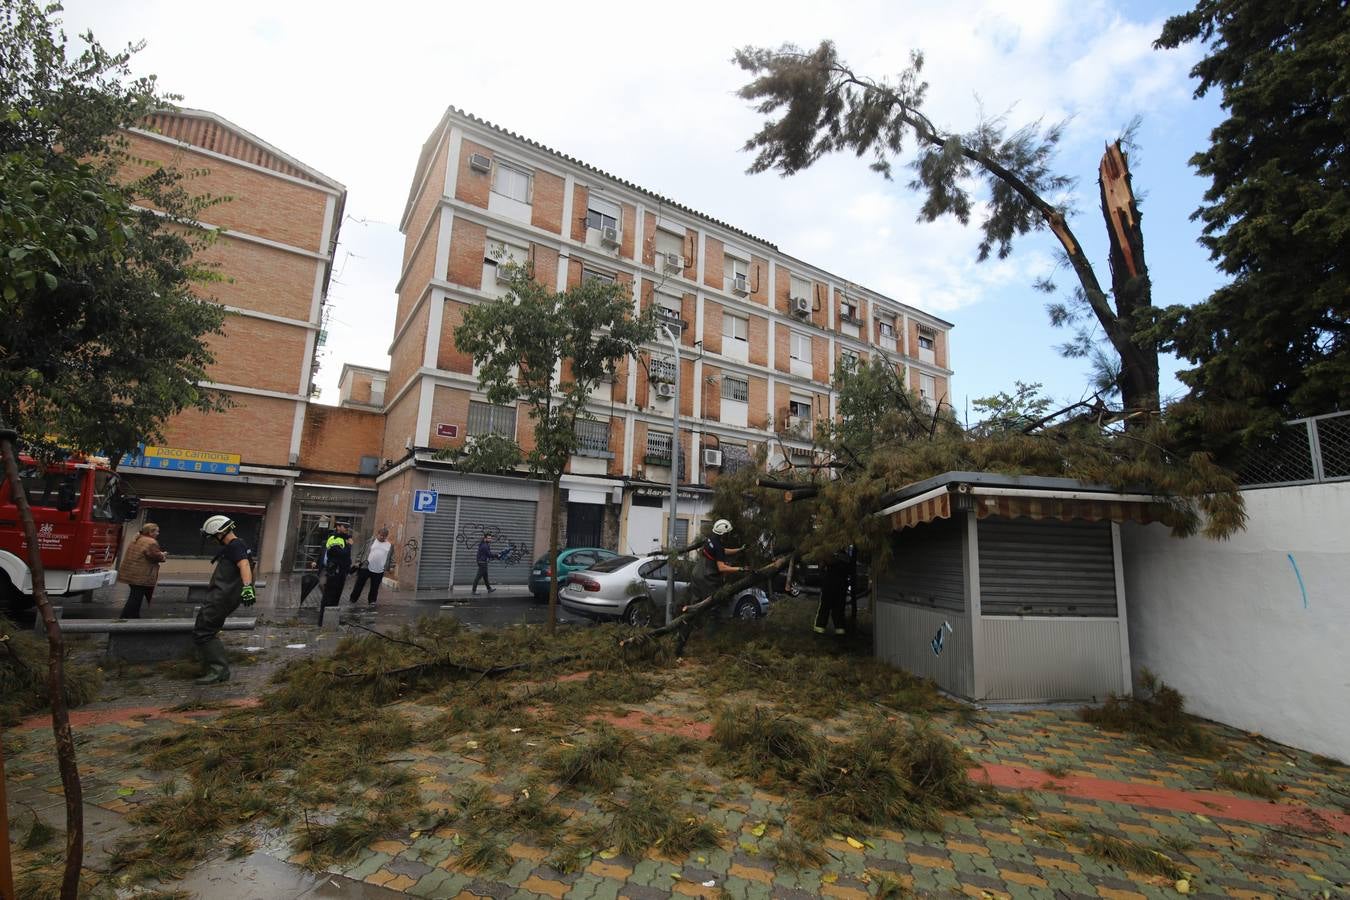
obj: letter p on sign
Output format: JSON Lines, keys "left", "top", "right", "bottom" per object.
{"left": 413, "top": 490, "right": 438, "bottom": 514}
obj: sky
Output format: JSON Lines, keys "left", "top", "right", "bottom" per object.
{"left": 58, "top": 0, "right": 1227, "bottom": 419}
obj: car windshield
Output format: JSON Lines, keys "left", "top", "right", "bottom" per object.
{"left": 589, "top": 555, "right": 637, "bottom": 573}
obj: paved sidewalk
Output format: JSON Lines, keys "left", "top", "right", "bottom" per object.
{"left": 5, "top": 613, "right": 1348, "bottom": 899}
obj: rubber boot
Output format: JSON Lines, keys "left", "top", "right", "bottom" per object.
{"left": 194, "top": 639, "right": 231, "bottom": 685}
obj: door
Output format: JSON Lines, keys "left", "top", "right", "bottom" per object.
{"left": 566, "top": 503, "right": 603, "bottom": 548}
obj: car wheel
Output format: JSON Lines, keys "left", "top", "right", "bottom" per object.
{"left": 733, "top": 597, "right": 763, "bottom": 620}
{"left": 623, "top": 597, "right": 656, "bottom": 627}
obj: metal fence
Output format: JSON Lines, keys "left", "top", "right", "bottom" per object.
{"left": 1238, "top": 411, "right": 1350, "bottom": 487}
{"left": 574, "top": 418, "right": 610, "bottom": 454}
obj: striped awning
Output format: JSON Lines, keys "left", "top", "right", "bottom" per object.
{"left": 971, "top": 494, "right": 1157, "bottom": 525}
{"left": 891, "top": 493, "right": 952, "bottom": 530}
{"left": 891, "top": 490, "right": 1158, "bottom": 531}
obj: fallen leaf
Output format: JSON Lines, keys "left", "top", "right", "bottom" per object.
{"left": 1175, "top": 878, "right": 1190, "bottom": 894}
{"left": 821, "top": 873, "right": 839, "bottom": 884}
{"left": 116, "top": 787, "right": 135, "bottom": 797}
{"left": 599, "top": 847, "right": 620, "bottom": 860}
{"left": 1194, "top": 814, "right": 1212, "bottom": 824}
{"left": 750, "top": 822, "right": 767, "bottom": 837}
{"left": 845, "top": 836, "right": 865, "bottom": 849}
{"left": 410, "top": 831, "right": 422, "bottom": 839}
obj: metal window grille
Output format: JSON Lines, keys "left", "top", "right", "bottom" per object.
{"left": 646, "top": 431, "right": 672, "bottom": 461}
{"left": 649, "top": 357, "right": 677, "bottom": 382}
{"left": 574, "top": 418, "right": 610, "bottom": 453}
{"left": 1238, "top": 411, "right": 1350, "bottom": 486}
{"left": 467, "top": 401, "right": 516, "bottom": 438}
{"left": 721, "top": 376, "right": 749, "bottom": 402}
{"left": 722, "top": 444, "right": 752, "bottom": 474}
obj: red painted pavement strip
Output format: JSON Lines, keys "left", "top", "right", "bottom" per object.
{"left": 975, "top": 762, "right": 1350, "bottom": 835}
{"left": 15, "top": 697, "right": 261, "bottom": 732}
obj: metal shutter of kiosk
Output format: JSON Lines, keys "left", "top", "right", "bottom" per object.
{"left": 978, "top": 518, "right": 1116, "bottom": 617}
{"left": 417, "top": 495, "right": 537, "bottom": 589}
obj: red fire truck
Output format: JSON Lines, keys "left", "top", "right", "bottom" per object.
{"left": 0, "top": 455, "right": 137, "bottom": 610}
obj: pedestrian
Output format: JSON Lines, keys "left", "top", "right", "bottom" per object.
{"left": 348, "top": 527, "right": 393, "bottom": 605}
{"left": 814, "top": 550, "right": 851, "bottom": 636}
{"left": 193, "top": 515, "right": 256, "bottom": 684}
{"left": 320, "top": 521, "right": 353, "bottom": 608}
{"left": 116, "top": 522, "right": 167, "bottom": 618}
{"left": 472, "top": 533, "right": 496, "bottom": 594}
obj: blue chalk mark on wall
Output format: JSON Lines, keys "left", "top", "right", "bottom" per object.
{"left": 1286, "top": 553, "right": 1308, "bottom": 609}
{"left": 931, "top": 620, "right": 954, "bottom": 656}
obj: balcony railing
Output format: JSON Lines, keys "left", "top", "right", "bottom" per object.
{"left": 777, "top": 407, "right": 814, "bottom": 441}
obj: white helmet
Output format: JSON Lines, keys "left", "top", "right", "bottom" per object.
{"left": 712, "top": 518, "right": 733, "bottom": 535}
{"left": 201, "top": 514, "right": 236, "bottom": 537}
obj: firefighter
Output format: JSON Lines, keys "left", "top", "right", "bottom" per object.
{"left": 194, "top": 515, "right": 256, "bottom": 684}
{"left": 814, "top": 549, "right": 852, "bottom": 636}
{"left": 689, "top": 519, "right": 746, "bottom": 613}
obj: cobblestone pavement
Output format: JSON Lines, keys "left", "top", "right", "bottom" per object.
{"left": 5, "top": 614, "right": 1348, "bottom": 899}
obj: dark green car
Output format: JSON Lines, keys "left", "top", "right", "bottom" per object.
{"left": 529, "top": 547, "right": 618, "bottom": 602}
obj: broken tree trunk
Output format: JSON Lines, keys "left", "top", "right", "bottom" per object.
{"left": 0, "top": 431, "right": 84, "bottom": 900}
{"left": 1098, "top": 140, "right": 1158, "bottom": 421}
{"left": 619, "top": 555, "right": 792, "bottom": 653}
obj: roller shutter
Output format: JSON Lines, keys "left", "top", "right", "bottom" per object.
{"left": 417, "top": 494, "right": 537, "bottom": 590}
{"left": 884, "top": 516, "right": 966, "bottom": 612}
{"left": 977, "top": 518, "right": 1116, "bottom": 617}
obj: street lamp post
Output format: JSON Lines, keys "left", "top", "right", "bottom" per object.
{"left": 663, "top": 324, "right": 680, "bottom": 625}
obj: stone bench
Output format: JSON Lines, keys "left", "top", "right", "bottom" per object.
{"left": 45, "top": 609, "right": 257, "bottom": 662}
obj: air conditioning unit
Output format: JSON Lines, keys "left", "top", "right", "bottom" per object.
{"left": 655, "top": 383, "right": 677, "bottom": 400}
{"left": 791, "top": 296, "right": 811, "bottom": 316}
{"left": 661, "top": 252, "right": 682, "bottom": 274}
{"left": 601, "top": 225, "right": 621, "bottom": 248}
{"left": 468, "top": 153, "right": 492, "bottom": 173}
{"left": 731, "top": 273, "right": 749, "bottom": 295}
{"left": 702, "top": 449, "right": 723, "bottom": 467}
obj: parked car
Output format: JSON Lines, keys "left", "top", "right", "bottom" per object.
{"left": 559, "top": 555, "right": 771, "bottom": 626}
{"left": 529, "top": 547, "right": 619, "bottom": 602}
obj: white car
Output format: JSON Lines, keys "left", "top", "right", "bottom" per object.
{"left": 559, "top": 555, "right": 771, "bottom": 626}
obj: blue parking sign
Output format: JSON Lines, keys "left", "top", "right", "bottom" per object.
{"left": 413, "top": 489, "right": 439, "bottom": 514}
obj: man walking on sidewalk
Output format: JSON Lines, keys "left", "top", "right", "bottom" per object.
{"left": 348, "top": 527, "right": 392, "bottom": 605}
{"left": 472, "top": 533, "right": 497, "bottom": 594}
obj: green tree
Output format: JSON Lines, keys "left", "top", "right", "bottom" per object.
{"left": 1, "top": 6, "right": 225, "bottom": 895}
{"left": 1, "top": 0, "right": 226, "bottom": 461}
{"left": 1154, "top": 1, "right": 1349, "bottom": 446}
{"left": 970, "top": 381, "right": 1053, "bottom": 434}
{"left": 733, "top": 42, "right": 1159, "bottom": 420}
{"left": 455, "top": 263, "right": 656, "bottom": 630}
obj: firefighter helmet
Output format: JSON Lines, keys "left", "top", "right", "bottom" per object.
{"left": 200, "top": 514, "right": 236, "bottom": 537}
{"left": 711, "top": 518, "right": 733, "bottom": 535}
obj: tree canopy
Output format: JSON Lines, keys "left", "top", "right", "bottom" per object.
{"left": 455, "top": 261, "right": 656, "bottom": 626}
{"left": 734, "top": 41, "right": 1159, "bottom": 418}
{"left": 0, "top": 0, "right": 225, "bottom": 459}
{"left": 1154, "top": 0, "right": 1349, "bottom": 445}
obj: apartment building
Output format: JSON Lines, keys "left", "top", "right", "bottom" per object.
{"left": 111, "top": 110, "right": 346, "bottom": 582}
{"left": 377, "top": 107, "right": 952, "bottom": 590}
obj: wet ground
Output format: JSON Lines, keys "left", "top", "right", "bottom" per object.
{"left": 5, "top": 592, "right": 1348, "bottom": 899}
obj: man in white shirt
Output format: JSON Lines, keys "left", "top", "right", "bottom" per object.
{"left": 348, "top": 527, "right": 393, "bottom": 606}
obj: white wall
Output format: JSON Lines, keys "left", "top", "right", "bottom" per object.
{"left": 1121, "top": 482, "right": 1350, "bottom": 759}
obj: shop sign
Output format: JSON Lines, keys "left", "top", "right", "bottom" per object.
{"left": 436, "top": 423, "right": 459, "bottom": 438}
{"left": 119, "top": 445, "right": 241, "bottom": 476}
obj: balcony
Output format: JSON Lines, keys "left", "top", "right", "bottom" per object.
{"left": 777, "top": 407, "right": 814, "bottom": 441}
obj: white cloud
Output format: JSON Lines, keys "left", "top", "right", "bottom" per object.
{"left": 54, "top": 0, "right": 1217, "bottom": 407}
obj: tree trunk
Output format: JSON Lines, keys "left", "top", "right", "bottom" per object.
{"left": 547, "top": 480, "right": 562, "bottom": 635}
{"left": 1099, "top": 141, "right": 1159, "bottom": 420}
{"left": 0, "top": 434, "right": 84, "bottom": 899}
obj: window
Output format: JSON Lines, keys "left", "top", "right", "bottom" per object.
{"left": 840, "top": 348, "right": 861, "bottom": 369}
{"left": 90, "top": 471, "right": 114, "bottom": 521}
{"left": 789, "top": 398, "right": 813, "bottom": 420}
{"left": 649, "top": 356, "right": 677, "bottom": 383}
{"left": 721, "top": 375, "right": 749, "bottom": 402}
{"left": 574, "top": 418, "right": 610, "bottom": 454}
{"left": 152, "top": 507, "right": 265, "bottom": 561}
{"left": 722, "top": 313, "right": 748, "bottom": 344}
{"left": 645, "top": 430, "right": 672, "bottom": 462}
{"left": 877, "top": 319, "right": 896, "bottom": 338}
{"left": 467, "top": 401, "right": 516, "bottom": 438}
{"left": 492, "top": 161, "right": 532, "bottom": 204}
{"left": 920, "top": 373, "right": 938, "bottom": 400}
{"left": 485, "top": 238, "right": 528, "bottom": 286}
{"left": 293, "top": 511, "right": 363, "bottom": 571}
{"left": 582, "top": 266, "right": 615, "bottom": 285}
{"left": 918, "top": 332, "right": 936, "bottom": 351}
{"left": 840, "top": 299, "right": 859, "bottom": 321}
{"left": 721, "top": 443, "right": 752, "bottom": 475}
{"left": 654, "top": 228, "right": 684, "bottom": 262}
{"left": 726, "top": 250, "right": 749, "bottom": 293}
{"left": 585, "top": 196, "right": 621, "bottom": 232}
{"left": 790, "top": 274, "right": 811, "bottom": 302}
{"left": 790, "top": 332, "right": 812, "bottom": 363}
{"left": 358, "top": 455, "right": 380, "bottom": 476}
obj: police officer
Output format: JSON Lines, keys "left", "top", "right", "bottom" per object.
{"left": 194, "top": 515, "right": 256, "bottom": 684}
{"left": 320, "top": 521, "right": 353, "bottom": 609}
